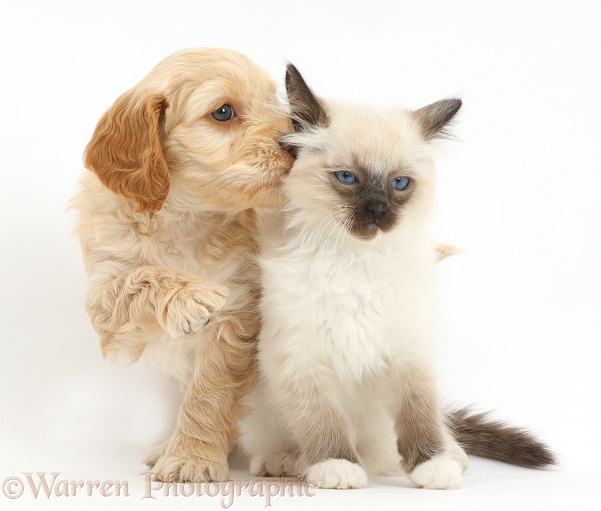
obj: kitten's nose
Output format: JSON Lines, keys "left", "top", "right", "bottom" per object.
{"left": 366, "top": 201, "right": 388, "bottom": 221}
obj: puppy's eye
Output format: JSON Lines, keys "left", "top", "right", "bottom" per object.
{"left": 334, "top": 171, "right": 358, "bottom": 185}
{"left": 391, "top": 176, "right": 410, "bottom": 191}
{"left": 211, "top": 104, "right": 235, "bottom": 122}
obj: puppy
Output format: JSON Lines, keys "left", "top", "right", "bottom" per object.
{"left": 72, "top": 48, "right": 293, "bottom": 482}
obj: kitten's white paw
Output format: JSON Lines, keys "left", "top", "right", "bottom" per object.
{"left": 443, "top": 431, "right": 469, "bottom": 471}
{"left": 409, "top": 455, "right": 463, "bottom": 489}
{"left": 447, "top": 442, "right": 469, "bottom": 472}
{"left": 304, "top": 458, "right": 368, "bottom": 489}
{"left": 250, "top": 451, "right": 298, "bottom": 477}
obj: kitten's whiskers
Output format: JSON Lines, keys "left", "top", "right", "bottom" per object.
{"left": 326, "top": 206, "right": 351, "bottom": 252}
{"left": 318, "top": 207, "right": 345, "bottom": 247}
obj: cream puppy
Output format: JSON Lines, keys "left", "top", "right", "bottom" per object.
{"left": 72, "top": 48, "right": 293, "bottom": 482}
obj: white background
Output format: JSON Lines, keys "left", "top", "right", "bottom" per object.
{"left": 1, "top": 1, "right": 600, "bottom": 509}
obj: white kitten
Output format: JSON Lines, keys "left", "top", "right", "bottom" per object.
{"left": 240, "top": 65, "right": 554, "bottom": 490}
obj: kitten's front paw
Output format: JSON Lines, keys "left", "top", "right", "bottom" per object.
{"left": 409, "top": 455, "right": 463, "bottom": 489}
{"left": 152, "top": 450, "right": 229, "bottom": 482}
{"left": 446, "top": 441, "right": 469, "bottom": 472}
{"left": 163, "top": 282, "right": 229, "bottom": 338}
{"left": 251, "top": 451, "right": 298, "bottom": 477}
{"left": 304, "top": 459, "right": 368, "bottom": 489}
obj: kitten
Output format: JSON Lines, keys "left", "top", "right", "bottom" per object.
{"left": 239, "top": 65, "right": 555, "bottom": 489}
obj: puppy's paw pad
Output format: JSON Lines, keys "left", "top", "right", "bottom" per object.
{"left": 251, "top": 451, "right": 298, "bottom": 477}
{"left": 153, "top": 453, "right": 229, "bottom": 482}
{"left": 409, "top": 455, "right": 463, "bottom": 489}
{"left": 304, "top": 459, "right": 368, "bottom": 489}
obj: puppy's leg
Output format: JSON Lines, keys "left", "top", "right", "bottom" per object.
{"left": 392, "top": 362, "right": 463, "bottom": 489}
{"left": 87, "top": 265, "right": 229, "bottom": 358}
{"left": 152, "top": 315, "right": 257, "bottom": 482}
{"left": 144, "top": 440, "right": 169, "bottom": 469}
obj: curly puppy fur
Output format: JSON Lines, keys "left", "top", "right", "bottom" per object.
{"left": 72, "top": 48, "right": 293, "bottom": 482}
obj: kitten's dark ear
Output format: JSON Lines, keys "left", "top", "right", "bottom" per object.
{"left": 414, "top": 98, "right": 462, "bottom": 140}
{"left": 285, "top": 63, "right": 330, "bottom": 132}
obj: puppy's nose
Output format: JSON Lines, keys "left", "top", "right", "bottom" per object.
{"left": 277, "top": 139, "right": 298, "bottom": 160}
{"left": 366, "top": 201, "right": 388, "bottom": 221}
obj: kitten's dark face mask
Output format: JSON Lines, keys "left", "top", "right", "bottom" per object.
{"left": 329, "top": 167, "right": 414, "bottom": 240}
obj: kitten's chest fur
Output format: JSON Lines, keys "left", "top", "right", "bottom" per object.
{"left": 260, "top": 216, "right": 436, "bottom": 382}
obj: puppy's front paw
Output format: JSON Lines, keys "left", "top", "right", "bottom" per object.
{"left": 250, "top": 451, "right": 298, "bottom": 477}
{"left": 152, "top": 451, "right": 229, "bottom": 483}
{"left": 144, "top": 441, "right": 168, "bottom": 468}
{"left": 163, "top": 282, "right": 229, "bottom": 338}
{"left": 409, "top": 454, "right": 463, "bottom": 489}
{"left": 304, "top": 459, "right": 368, "bottom": 489}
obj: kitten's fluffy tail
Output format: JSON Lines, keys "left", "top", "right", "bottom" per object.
{"left": 446, "top": 407, "right": 556, "bottom": 468}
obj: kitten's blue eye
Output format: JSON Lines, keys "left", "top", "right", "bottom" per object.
{"left": 211, "top": 104, "right": 235, "bottom": 121}
{"left": 334, "top": 171, "right": 358, "bottom": 185}
{"left": 391, "top": 176, "right": 410, "bottom": 191}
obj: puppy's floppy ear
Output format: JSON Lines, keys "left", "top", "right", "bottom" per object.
{"left": 84, "top": 91, "right": 170, "bottom": 212}
{"left": 285, "top": 64, "right": 330, "bottom": 132}
{"left": 414, "top": 98, "right": 462, "bottom": 140}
